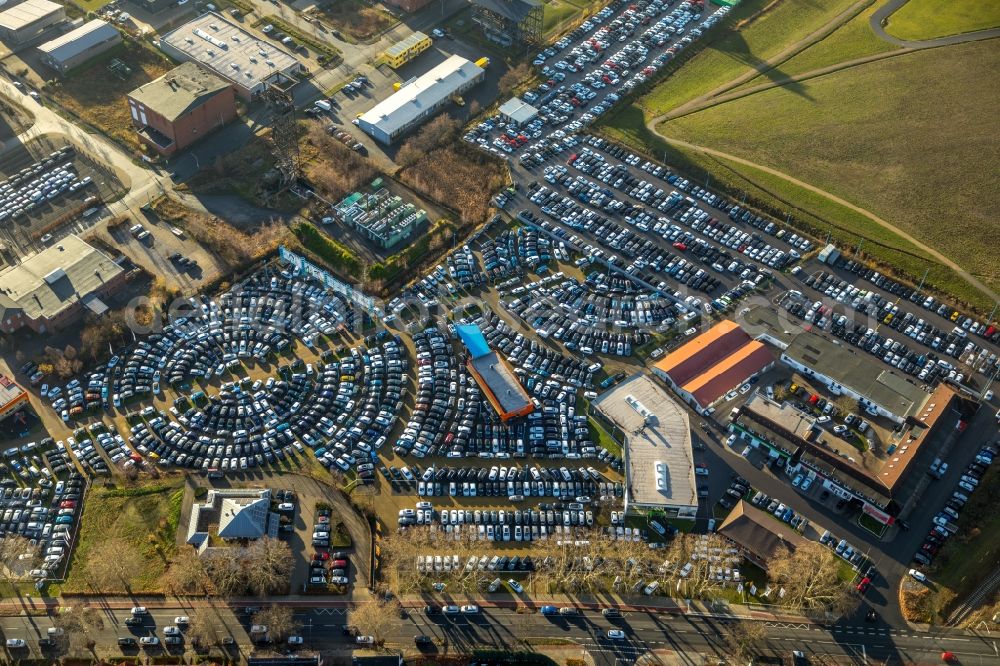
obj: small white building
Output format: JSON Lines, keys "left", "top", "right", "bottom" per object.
{"left": 358, "top": 54, "right": 485, "bottom": 144}
{"left": 499, "top": 96, "right": 537, "bottom": 127}
{"left": 37, "top": 19, "right": 121, "bottom": 73}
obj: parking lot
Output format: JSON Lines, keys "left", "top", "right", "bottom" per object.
{"left": 0, "top": 138, "right": 125, "bottom": 261}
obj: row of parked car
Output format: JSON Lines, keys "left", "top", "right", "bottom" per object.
{"left": 913, "top": 442, "right": 997, "bottom": 567}
{"left": 0, "top": 146, "right": 92, "bottom": 224}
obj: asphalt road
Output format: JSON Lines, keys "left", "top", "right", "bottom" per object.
{"left": 2, "top": 606, "right": 999, "bottom": 665}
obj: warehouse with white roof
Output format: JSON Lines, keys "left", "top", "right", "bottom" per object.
{"left": 159, "top": 12, "right": 303, "bottom": 100}
{"left": 37, "top": 19, "right": 121, "bottom": 73}
{"left": 0, "top": 0, "right": 64, "bottom": 45}
{"left": 357, "top": 54, "right": 485, "bottom": 145}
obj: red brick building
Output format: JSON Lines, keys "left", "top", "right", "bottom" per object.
{"left": 127, "top": 62, "right": 237, "bottom": 157}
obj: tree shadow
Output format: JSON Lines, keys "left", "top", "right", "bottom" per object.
{"left": 705, "top": 25, "right": 814, "bottom": 102}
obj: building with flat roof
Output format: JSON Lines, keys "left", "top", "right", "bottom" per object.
{"left": 499, "top": 96, "right": 538, "bottom": 127}
{"left": 592, "top": 374, "right": 697, "bottom": 519}
{"left": 717, "top": 500, "right": 805, "bottom": 570}
{"left": 382, "top": 31, "right": 431, "bottom": 69}
{"left": 652, "top": 320, "right": 774, "bottom": 415}
{"left": 740, "top": 305, "right": 799, "bottom": 351}
{"left": 0, "top": 374, "right": 29, "bottom": 424}
{"left": 128, "top": 61, "right": 237, "bottom": 155}
{"left": 457, "top": 324, "right": 533, "bottom": 422}
{"left": 0, "top": 234, "right": 125, "bottom": 334}
{"left": 731, "top": 388, "right": 963, "bottom": 524}
{"left": 781, "top": 329, "right": 929, "bottom": 424}
{"left": 159, "top": 12, "right": 303, "bottom": 100}
{"left": 0, "top": 0, "right": 64, "bottom": 45}
{"left": 358, "top": 55, "right": 485, "bottom": 144}
{"left": 37, "top": 19, "right": 121, "bottom": 73}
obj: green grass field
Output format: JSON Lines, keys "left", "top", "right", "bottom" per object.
{"left": 542, "top": 0, "right": 606, "bottom": 38}
{"left": 637, "top": 0, "right": 860, "bottom": 117}
{"left": 886, "top": 0, "right": 1000, "bottom": 40}
{"left": 598, "top": 102, "right": 993, "bottom": 311}
{"left": 63, "top": 480, "right": 184, "bottom": 593}
{"left": 648, "top": 39, "right": 1000, "bottom": 306}
{"left": 738, "top": 1, "right": 899, "bottom": 89}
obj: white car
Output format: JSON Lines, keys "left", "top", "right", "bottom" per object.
{"left": 607, "top": 629, "right": 625, "bottom": 639}
{"left": 355, "top": 635, "right": 374, "bottom": 645}
{"left": 287, "top": 636, "right": 304, "bottom": 645}
{"left": 460, "top": 605, "right": 479, "bottom": 614}
{"left": 5, "top": 639, "right": 25, "bottom": 648}
{"left": 163, "top": 626, "right": 180, "bottom": 636}
{"left": 908, "top": 569, "right": 927, "bottom": 583}
{"left": 507, "top": 579, "right": 523, "bottom": 593}
{"left": 174, "top": 616, "right": 189, "bottom": 625}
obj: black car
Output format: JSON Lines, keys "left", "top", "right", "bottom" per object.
{"left": 124, "top": 617, "right": 143, "bottom": 627}
{"left": 118, "top": 637, "right": 137, "bottom": 646}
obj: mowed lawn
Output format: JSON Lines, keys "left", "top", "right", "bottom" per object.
{"left": 62, "top": 480, "right": 184, "bottom": 593}
{"left": 47, "top": 41, "right": 173, "bottom": 154}
{"left": 655, "top": 39, "right": 1000, "bottom": 300}
{"left": 638, "top": 0, "right": 859, "bottom": 117}
{"left": 886, "top": 0, "right": 1000, "bottom": 40}
{"left": 739, "top": 0, "right": 899, "bottom": 88}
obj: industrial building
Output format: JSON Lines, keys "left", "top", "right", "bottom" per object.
{"left": 0, "top": 0, "right": 64, "bottom": 45}
{"left": 37, "top": 19, "right": 121, "bottom": 74}
{"left": 0, "top": 374, "right": 29, "bottom": 425}
{"left": 591, "top": 374, "right": 698, "bottom": 520}
{"left": 471, "top": 0, "right": 541, "bottom": 49}
{"left": 456, "top": 324, "right": 534, "bottom": 422}
{"left": 159, "top": 12, "right": 303, "bottom": 100}
{"left": 357, "top": 55, "right": 485, "bottom": 144}
{"left": 499, "top": 96, "right": 538, "bottom": 127}
{"left": 128, "top": 62, "right": 238, "bottom": 156}
{"left": 781, "top": 329, "right": 929, "bottom": 424}
{"left": 717, "top": 501, "right": 805, "bottom": 571}
{"left": 334, "top": 180, "right": 426, "bottom": 250}
{"left": 0, "top": 234, "right": 125, "bottom": 335}
{"left": 652, "top": 320, "right": 775, "bottom": 415}
{"left": 730, "top": 384, "right": 964, "bottom": 525}
{"left": 382, "top": 31, "right": 431, "bottom": 69}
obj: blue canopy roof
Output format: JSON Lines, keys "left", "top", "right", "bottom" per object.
{"left": 456, "top": 324, "right": 491, "bottom": 359}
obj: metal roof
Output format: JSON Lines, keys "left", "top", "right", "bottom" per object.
{"left": 456, "top": 323, "right": 491, "bottom": 358}
{"left": 499, "top": 96, "right": 538, "bottom": 124}
{"left": 359, "top": 55, "right": 483, "bottom": 137}
{"left": 0, "top": 0, "right": 61, "bottom": 31}
{"left": 37, "top": 19, "right": 120, "bottom": 64}
{"left": 129, "top": 62, "right": 231, "bottom": 122}
{"left": 160, "top": 12, "right": 299, "bottom": 92}
{"left": 384, "top": 31, "right": 429, "bottom": 59}
{"left": 470, "top": 0, "right": 540, "bottom": 23}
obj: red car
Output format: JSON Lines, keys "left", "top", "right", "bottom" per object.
{"left": 59, "top": 500, "right": 76, "bottom": 509}
{"left": 332, "top": 559, "right": 348, "bottom": 569}
{"left": 855, "top": 577, "right": 871, "bottom": 593}
{"left": 673, "top": 242, "right": 687, "bottom": 251}
{"left": 941, "top": 652, "right": 957, "bottom": 663}
{"left": 314, "top": 552, "right": 329, "bottom": 561}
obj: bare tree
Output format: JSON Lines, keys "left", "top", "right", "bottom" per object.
{"left": 244, "top": 538, "right": 293, "bottom": 596}
{"left": 348, "top": 597, "right": 401, "bottom": 642}
{"left": 0, "top": 535, "right": 40, "bottom": 593}
{"left": 253, "top": 606, "right": 297, "bottom": 641}
{"left": 84, "top": 537, "right": 143, "bottom": 592}
{"left": 186, "top": 610, "right": 220, "bottom": 649}
{"left": 726, "top": 621, "right": 766, "bottom": 661}
{"left": 203, "top": 547, "right": 246, "bottom": 597}
{"left": 163, "top": 547, "right": 210, "bottom": 595}
{"left": 768, "top": 541, "right": 856, "bottom": 613}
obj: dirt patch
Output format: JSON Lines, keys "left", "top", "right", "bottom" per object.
{"left": 313, "top": 0, "right": 397, "bottom": 42}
